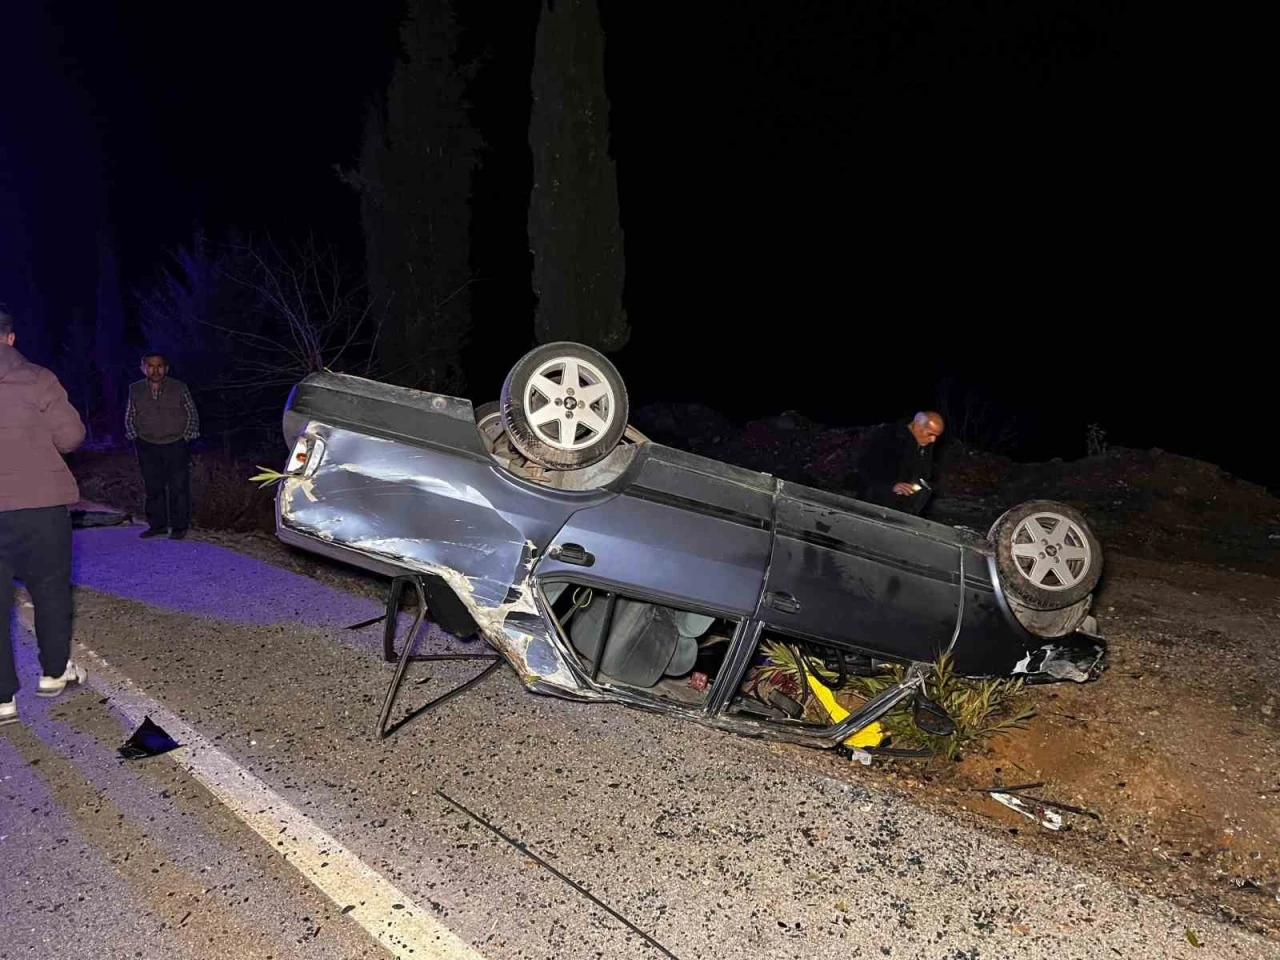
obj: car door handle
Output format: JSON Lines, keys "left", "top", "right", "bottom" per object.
{"left": 550, "top": 543, "right": 595, "bottom": 567}
{"left": 765, "top": 591, "right": 801, "bottom": 614}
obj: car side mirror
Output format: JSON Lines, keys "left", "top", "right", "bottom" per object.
{"left": 912, "top": 694, "right": 956, "bottom": 737}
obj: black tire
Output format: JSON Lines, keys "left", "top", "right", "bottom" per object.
{"left": 500, "top": 342, "right": 629, "bottom": 470}
{"left": 1006, "top": 594, "right": 1093, "bottom": 638}
{"left": 479, "top": 399, "right": 646, "bottom": 445}
{"left": 989, "top": 500, "right": 1102, "bottom": 611}
{"left": 473, "top": 400, "right": 507, "bottom": 455}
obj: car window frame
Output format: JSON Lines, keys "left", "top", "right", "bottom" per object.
{"left": 533, "top": 573, "right": 753, "bottom": 718}
{"left": 718, "top": 622, "right": 909, "bottom": 737}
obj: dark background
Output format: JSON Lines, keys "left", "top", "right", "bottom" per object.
{"left": 2, "top": 2, "right": 1268, "bottom": 489}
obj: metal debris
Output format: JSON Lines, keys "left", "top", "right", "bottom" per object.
{"left": 990, "top": 791, "right": 1063, "bottom": 830}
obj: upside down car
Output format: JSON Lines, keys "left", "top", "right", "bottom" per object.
{"left": 274, "top": 342, "right": 1105, "bottom": 748}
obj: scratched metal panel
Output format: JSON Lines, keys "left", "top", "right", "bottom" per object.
{"left": 278, "top": 424, "right": 611, "bottom": 608}
{"left": 536, "top": 490, "right": 772, "bottom": 616}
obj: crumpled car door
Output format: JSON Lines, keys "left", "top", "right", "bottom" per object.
{"left": 279, "top": 424, "right": 607, "bottom": 607}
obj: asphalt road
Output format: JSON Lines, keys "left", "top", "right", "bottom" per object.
{"left": 2, "top": 525, "right": 1277, "bottom": 960}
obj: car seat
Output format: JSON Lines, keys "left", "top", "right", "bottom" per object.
{"left": 569, "top": 599, "right": 714, "bottom": 687}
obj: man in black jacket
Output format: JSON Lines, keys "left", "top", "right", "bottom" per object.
{"left": 853, "top": 411, "right": 945, "bottom": 515}
{"left": 125, "top": 352, "right": 200, "bottom": 539}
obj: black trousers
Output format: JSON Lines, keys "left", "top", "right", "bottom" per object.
{"left": 137, "top": 439, "right": 191, "bottom": 532}
{"left": 1, "top": 506, "right": 73, "bottom": 701}
{"left": 861, "top": 483, "right": 931, "bottom": 516}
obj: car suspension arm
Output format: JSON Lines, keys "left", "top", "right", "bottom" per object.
{"left": 820, "top": 663, "right": 927, "bottom": 748}
{"left": 376, "top": 574, "right": 502, "bottom": 740}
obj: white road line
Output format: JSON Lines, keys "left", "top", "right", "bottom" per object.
{"left": 69, "top": 639, "right": 487, "bottom": 960}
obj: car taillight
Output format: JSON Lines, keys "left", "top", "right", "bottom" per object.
{"left": 285, "top": 434, "right": 324, "bottom": 476}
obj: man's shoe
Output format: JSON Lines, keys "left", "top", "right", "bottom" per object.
{"left": 169, "top": 529, "right": 187, "bottom": 541}
{"left": 139, "top": 527, "right": 168, "bottom": 539}
{"left": 37, "top": 662, "right": 88, "bottom": 698}
{"left": 0, "top": 699, "right": 16, "bottom": 726}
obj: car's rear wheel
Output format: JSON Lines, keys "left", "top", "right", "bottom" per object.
{"left": 989, "top": 500, "right": 1102, "bottom": 611}
{"left": 500, "top": 342, "right": 630, "bottom": 470}
{"left": 1006, "top": 593, "right": 1093, "bottom": 638}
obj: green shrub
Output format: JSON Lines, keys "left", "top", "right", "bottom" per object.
{"left": 846, "top": 652, "right": 1034, "bottom": 760}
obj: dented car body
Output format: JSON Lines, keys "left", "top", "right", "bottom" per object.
{"left": 276, "top": 371, "right": 1104, "bottom": 748}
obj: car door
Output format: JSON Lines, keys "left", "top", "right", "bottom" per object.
{"left": 762, "top": 481, "right": 964, "bottom": 663}
{"left": 533, "top": 445, "right": 776, "bottom": 619}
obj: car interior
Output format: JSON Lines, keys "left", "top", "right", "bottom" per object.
{"left": 541, "top": 581, "right": 737, "bottom": 707}
{"left": 726, "top": 629, "right": 896, "bottom": 726}
{"left": 540, "top": 578, "right": 902, "bottom": 725}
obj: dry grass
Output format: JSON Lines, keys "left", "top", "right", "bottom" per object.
{"left": 753, "top": 640, "right": 1034, "bottom": 761}
{"left": 68, "top": 447, "right": 279, "bottom": 534}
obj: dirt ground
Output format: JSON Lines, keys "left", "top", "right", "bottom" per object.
{"left": 800, "top": 439, "right": 1279, "bottom": 937}
{"left": 772, "top": 554, "right": 1280, "bottom": 938}
{"left": 69, "top": 437, "right": 1280, "bottom": 938}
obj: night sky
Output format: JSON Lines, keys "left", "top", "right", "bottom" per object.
{"left": 2, "top": 2, "right": 1269, "bottom": 490}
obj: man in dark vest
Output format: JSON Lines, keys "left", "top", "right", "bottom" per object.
{"left": 125, "top": 352, "right": 200, "bottom": 539}
{"left": 853, "top": 411, "right": 945, "bottom": 516}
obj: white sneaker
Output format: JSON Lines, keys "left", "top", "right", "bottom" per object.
{"left": 0, "top": 699, "right": 16, "bottom": 726}
{"left": 37, "top": 662, "right": 88, "bottom": 698}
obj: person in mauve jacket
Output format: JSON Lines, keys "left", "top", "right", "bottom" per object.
{"left": 0, "top": 309, "right": 89, "bottom": 727}
{"left": 125, "top": 351, "right": 200, "bottom": 540}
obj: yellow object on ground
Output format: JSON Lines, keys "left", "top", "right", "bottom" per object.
{"left": 805, "top": 671, "right": 885, "bottom": 749}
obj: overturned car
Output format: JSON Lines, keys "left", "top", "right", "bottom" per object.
{"left": 275, "top": 342, "right": 1105, "bottom": 748}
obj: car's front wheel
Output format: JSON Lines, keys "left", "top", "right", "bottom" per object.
{"left": 989, "top": 500, "right": 1102, "bottom": 611}
{"left": 500, "top": 342, "right": 630, "bottom": 470}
